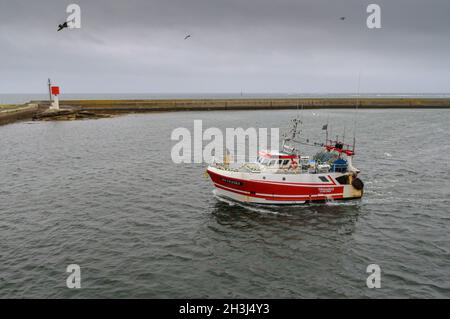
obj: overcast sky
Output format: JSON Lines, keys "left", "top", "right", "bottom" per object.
{"left": 0, "top": 0, "right": 449, "bottom": 93}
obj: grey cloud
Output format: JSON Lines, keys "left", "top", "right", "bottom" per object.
{"left": 0, "top": 0, "right": 449, "bottom": 93}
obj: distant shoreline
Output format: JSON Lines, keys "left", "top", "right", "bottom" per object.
{"left": 1, "top": 97, "right": 450, "bottom": 126}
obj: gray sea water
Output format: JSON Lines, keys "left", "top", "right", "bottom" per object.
{"left": 0, "top": 109, "right": 449, "bottom": 298}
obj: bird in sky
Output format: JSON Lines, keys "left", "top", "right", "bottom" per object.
{"left": 184, "top": 34, "right": 191, "bottom": 40}
{"left": 340, "top": 17, "right": 346, "bottom": 21}
{"left": 57, "top": 21, "right": 68, "bottom": 31}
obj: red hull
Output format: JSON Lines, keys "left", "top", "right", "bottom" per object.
{"left": 207, "top": 169, "right": 345, "bottom": 202}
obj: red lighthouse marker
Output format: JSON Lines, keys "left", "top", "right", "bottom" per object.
{"left": 49, "top": 85, "right": 61, "bottom": 110}
{"left": 51, "top": 86, "right": 60, "bottom": 96}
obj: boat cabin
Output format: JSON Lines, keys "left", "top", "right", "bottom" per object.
{"left": 255, "top": 149, "right": 349, "bottom": 174}
{"left": 256, "top": 151, "right": 299, "bottom": 169}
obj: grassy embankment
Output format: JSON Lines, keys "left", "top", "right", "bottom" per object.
{"left": 0, "top": 104, "right": 20, "bottom": 110}
{"left": 0, "top": 104, "right": 40, "bottom": 126}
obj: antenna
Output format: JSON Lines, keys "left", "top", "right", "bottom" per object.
{"left": 343, "top": 126, "right": 346, "bottom": 145}
{"left": 353, "top": 70, "right": 362, "bottom": 153}
{"left": 300, "top": 101, "right": 304, "bottom": 123}
{"left": 48, "top": 78, "right": 52, "bottom": 103}
{"left": 329, "top": 124, "right": 332, "bottom": 146}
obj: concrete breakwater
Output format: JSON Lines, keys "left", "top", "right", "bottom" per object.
{"left": 1, "top": 97, "right": 450, "bottom": 127}
{"left": 50, "top": 97, "right": 450, "bottom": 112}
{"left": 0, "top": 104, "right": 40, "bottom": 126}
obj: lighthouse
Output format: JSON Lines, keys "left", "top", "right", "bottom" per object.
{"left": 49, "top": 85, "right": 61, "bottom": 110}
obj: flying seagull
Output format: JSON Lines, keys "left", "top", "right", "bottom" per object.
{"left": 57, "top": 21, "right": 68, "bottom": 31}
{"left": 184, "top": 34, "right": 191, "bottom": 40}
{"left": 340, "top": 17, "right": 346, "bottom": 21}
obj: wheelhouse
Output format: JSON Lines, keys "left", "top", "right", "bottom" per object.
{"left": 256, "top": 151, "right": 298, "bottom": 169}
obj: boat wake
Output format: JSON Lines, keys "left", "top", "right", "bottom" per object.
{"left": 212, "top": 190, "right": 360, "bottom": 214}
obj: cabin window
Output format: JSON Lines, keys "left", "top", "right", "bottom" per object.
{"left": 319, "top": 176, "right": 329, "bottom": 182}
{"left": 283, "top": 160, "right": 289, "bottom": 166}
{"left": 278, "top": 159, "right": 283, "bottom": 165}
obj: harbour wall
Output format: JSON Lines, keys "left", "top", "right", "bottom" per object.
{"left": 53, "top": 98, "right": 450, "bottom": 112}
{"left": 0, "top": 104, "right": 40, "bottom": 126}
{"left": 2, "top": 98, "right": 450, "bottom": 127}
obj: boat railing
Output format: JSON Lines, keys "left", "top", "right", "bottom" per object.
{"left": 212, "top": 161, "right": 349, "bottom": 175}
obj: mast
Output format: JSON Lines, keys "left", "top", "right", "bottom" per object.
{"left": 352, "top": 71, "right": 362, "bottom": 154}
{"left": 343, "top": 126, "right": 346, "bottom": 145}
{"left": 48, "top": 78, "right": 52, "bottom": 103}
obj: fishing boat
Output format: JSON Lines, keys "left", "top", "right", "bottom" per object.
{"left": 206, "top": 118, "right": 364, "bottom": 205}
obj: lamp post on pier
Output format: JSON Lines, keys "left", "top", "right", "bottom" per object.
{"left": 48, "top": 78, "right": 52, "bottom": 103}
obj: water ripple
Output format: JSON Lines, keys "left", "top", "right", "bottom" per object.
{"left": 0, "top": 109, "right": 449, "bottom": 298}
